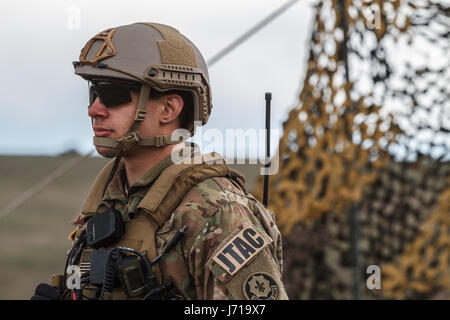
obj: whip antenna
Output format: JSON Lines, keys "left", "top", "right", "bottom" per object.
{"left": 263, "top": 92, "right": 272, "bottom": 207}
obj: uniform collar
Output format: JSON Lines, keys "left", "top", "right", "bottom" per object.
{"left": 102, "top": 162, "right": 127, "bottom": 202}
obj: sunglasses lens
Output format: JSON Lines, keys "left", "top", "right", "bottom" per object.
{"left": 89, "top": 82, "right": 138, "bottom": 108}
{"left": 89, "top": 85, "right": 97, "bottom": 106}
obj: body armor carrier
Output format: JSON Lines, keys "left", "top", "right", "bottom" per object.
{"left": 63, "top": 152, "right": 246, "bottom": 300}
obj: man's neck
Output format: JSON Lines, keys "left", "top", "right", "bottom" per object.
{"left": 122, "top": 144, "right": 176, "bottom": 186}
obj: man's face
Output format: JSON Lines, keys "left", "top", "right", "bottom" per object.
{"left": 88, "top": 86, "right": 161, "bottom": 157}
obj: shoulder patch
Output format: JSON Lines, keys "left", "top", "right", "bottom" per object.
{"left": 243, "top": 273, "right": 279, "bottom": 300}
{"left": 212, "top": 226, "right": 271, "bottom": 275}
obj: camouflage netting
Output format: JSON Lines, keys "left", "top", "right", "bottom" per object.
{"left": 280, "top": 159, "right": 449, "bottom": 299}
{"left": 253, "top": 0, "right": 449, "bottom": 299}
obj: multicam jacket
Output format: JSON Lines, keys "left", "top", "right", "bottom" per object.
{"left": 68, "top": 150, "right": 288, "bottom": 300}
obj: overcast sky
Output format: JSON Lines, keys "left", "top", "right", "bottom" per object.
{"left": 0, "top": 0, "right": 315, "bottom": 159}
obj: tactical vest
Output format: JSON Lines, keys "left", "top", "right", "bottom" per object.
{"left": 71, "top": 152, "right": 246, "bottom": 300}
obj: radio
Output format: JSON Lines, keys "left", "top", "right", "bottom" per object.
{"left": 86, "top": 208, "right": 124, "bottom": 249}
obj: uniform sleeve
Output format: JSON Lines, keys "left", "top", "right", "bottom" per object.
{"left": 187, "top": 201, "right": 288, "bottom": 300}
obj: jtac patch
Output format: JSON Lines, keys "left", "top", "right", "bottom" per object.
{"left": 243, "top": 273, "right": 279, "bottom": 300}
{"left": 212, "top": 226, "right": 271, "bottom": 275}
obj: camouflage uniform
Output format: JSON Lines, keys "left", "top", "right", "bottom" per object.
{"left": 70, "top": 150, "right": 288, "bottom": 300}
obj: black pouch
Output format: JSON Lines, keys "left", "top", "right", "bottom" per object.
{"left": 86, "top": 208, "right": 124, "bottom": 249}
{"left": 117, "top": 255, "right": 149, "bottom": 297}
{"left": 89, "top": 248, "right": 109, "bottom": 285}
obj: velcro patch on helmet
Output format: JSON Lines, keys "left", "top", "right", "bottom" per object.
{"left": 212, "top": 226, "right": 272, "bottom": 276}
{"left": 140, "top": 23, "right": 198, "bottom": 67}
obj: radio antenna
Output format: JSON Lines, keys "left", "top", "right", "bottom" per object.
{"left": 263, "top": 92, "right": 272, "bottom": 207}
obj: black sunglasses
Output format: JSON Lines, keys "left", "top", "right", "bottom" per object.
{"left": 88, "top": 81, "right": 141, "bottom": 108}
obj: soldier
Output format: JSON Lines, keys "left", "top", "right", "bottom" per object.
{"left": 32, "top": 22, "right": 288, "bottom": 300}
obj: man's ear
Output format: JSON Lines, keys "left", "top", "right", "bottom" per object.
{"left": 160, "top": 94, "right": 183, "bottom": 124}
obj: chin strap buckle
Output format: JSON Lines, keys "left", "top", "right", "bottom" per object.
{"left": 117, "top": 132, "right": 141, "bottom": 151}
{"left": 135, "top": 110, "right": 147, "bottom": 122}
{"left": 154, "top": 135, "right": 167, "bottom": 147}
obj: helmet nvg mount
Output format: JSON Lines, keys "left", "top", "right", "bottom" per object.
{"left": 73, "top": 22, "right": 212, "bottom": 157}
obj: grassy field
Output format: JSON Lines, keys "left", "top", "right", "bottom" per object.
{"left": 0, "top": 154, "right": 261, "bottom": 299}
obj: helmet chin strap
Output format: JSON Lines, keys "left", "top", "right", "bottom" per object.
{"left": 93, "top": 84, "right": 183, "bottom": 158}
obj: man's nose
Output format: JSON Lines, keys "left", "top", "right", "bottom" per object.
{"left": 88, "top": 97, "right": 108, "bottom": 118}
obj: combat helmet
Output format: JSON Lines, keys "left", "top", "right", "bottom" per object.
{"left": 73, "top": 22, "right": 212, "bottom": 157}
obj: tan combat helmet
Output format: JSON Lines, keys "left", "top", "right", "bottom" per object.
{"left": 73, "top": 22, "right": 212, "bottom": 157}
